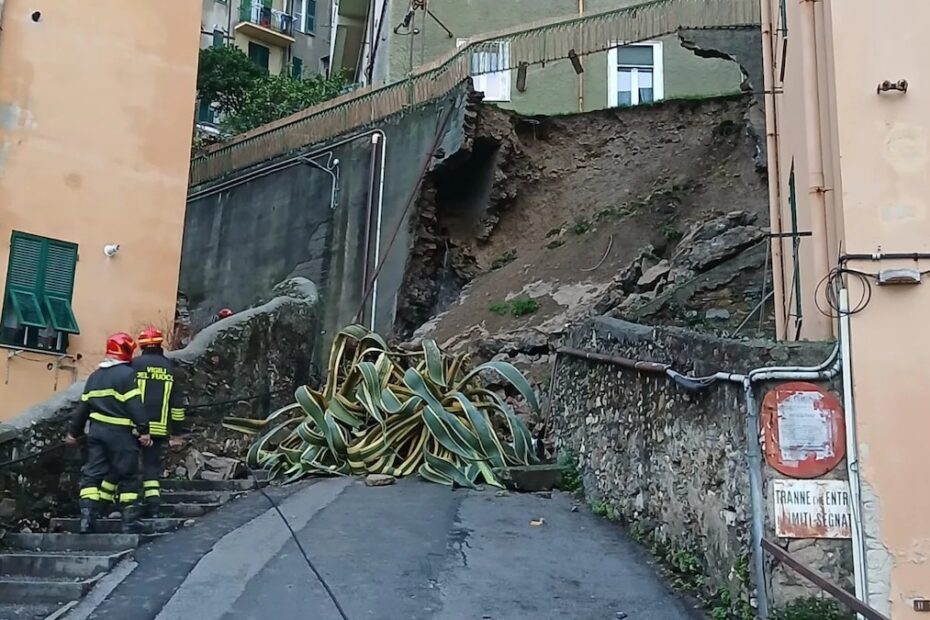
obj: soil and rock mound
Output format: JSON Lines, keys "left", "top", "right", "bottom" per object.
{"left": 395, "top": 94, "right": 773, "bottom": 452}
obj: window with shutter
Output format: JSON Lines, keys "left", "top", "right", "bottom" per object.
{"left": 1, "top": 231, "right": 79, "bottom": 352}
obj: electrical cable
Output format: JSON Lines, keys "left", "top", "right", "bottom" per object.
{"left": 248, "top": 469, "right": 351, "bottom": 620}
{"left": 814, "top": 267, "right": 873, "bottom": 318}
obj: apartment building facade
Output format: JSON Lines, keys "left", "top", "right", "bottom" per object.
{"left": 0, "top": 0, "right": 200, "bottom": 419}
{"left": 198, "top": 0, "right": 334, "bottom": 124}
{"left": 764, "top": 0, "right": 930, "bottom": 616}
{"left": 370, "top": 0, "right": 745, "bottom": 115}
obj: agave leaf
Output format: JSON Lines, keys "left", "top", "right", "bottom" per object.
{"left": 456, "top": 361, "right": 540, "bottom": 413}
{"left": 422, "top": 339, "right": 447, "bottom": 388}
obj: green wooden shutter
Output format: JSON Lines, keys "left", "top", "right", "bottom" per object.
{"left": 43, "top": 241, "right": 79, "bottom": 333}
{"left": 6, "top": 233, "right": 47, "bottom": 328}
{"left": 292, "top": 57, "right": 303, "bottom": 79}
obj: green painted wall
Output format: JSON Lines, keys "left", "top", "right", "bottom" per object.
{"left": 381, "top": 0, "right": 744, "bottom": 116}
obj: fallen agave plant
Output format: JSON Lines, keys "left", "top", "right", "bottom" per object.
{"left": 223, "top": 324, "right": 540, "bottom": 488}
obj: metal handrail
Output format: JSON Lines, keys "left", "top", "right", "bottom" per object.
{"left": 762, "top": 538, "right": 890, "bottom": 620}
{"left": 191, "top": 0, "right": 761, "bottom": 186}
{"left": 239, "top": 1, "right": 294, "bottom": 36}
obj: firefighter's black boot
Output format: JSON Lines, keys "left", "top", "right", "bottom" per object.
{"left": 121, "top": 503, "right": 145, "bottom": 534}
{"left": 78, "top": 500, "right": 98, "bottom": 534}
{"left": 142, "top": 497, "right": 161, "bottom": 519}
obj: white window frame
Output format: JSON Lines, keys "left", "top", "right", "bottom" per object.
{"left": 457, "top": 39, "right": 511, "bottom": 102}
{"left": 294, "top": 0, "right": 317, "bottom": 34}
{"left": 607, "top": 41, "right": 664, "bottom": 107}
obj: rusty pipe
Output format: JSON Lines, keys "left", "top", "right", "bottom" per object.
{"left": 556, "top": 346, "right": 669, "bottom": 374}
{"left": 760, "top": 0, "right": 787, "bottom": 339}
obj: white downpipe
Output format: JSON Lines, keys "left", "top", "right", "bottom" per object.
{"left": 713, "top": 344, "right": 841, "bottom": 619}
{"left": 839, "top": 288, "right": 869, "bottom": 612}
{"left": 369, "top": 132, "right": 387, "bottom": 331}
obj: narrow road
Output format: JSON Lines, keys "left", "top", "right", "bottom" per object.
{"left": 70, "top": 478, "right": 699, "bottom": 620}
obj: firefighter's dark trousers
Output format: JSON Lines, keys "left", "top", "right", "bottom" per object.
{"left": 141, "top": 439, "right": 165, "bottom": 507}
{"left": 78, "top": 423, "right": 141, "bottom": 507}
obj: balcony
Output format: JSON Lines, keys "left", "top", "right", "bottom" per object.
{"left": 236, "top": 1, "right": 295, "bottom": 46}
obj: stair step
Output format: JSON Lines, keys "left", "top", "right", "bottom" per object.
{"left": 161, "top": 478, "right": 262, "bottom": 492}
{"left": 160, "top": 491, "right": 232, "bottom": 504}
{"left": 0, "top": 602, "right": 60, "bottom": 620}
{"left": 2, "top": 533, "right": 140, "bottom": 553}
{"left": 0, "top": 574, "right": 101, "bottom": 604}
{"left": 49, "top": 518, "right": 185, "bottom": 535}
{"left": 160, "top": 503, "right": 221, "bottom": 518}
{"left": 0, "top": 550, "right": 130, "bottom": 579}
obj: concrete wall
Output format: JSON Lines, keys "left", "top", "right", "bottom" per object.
{"left": 766, "top": 0, "right": 930, "bottom": 614}
{"left": 182, "top": 85, "right": 470, "bottom": 360}
{"left": 0, "top": 279, "right": 318, "bottom": 530}
{"left": 552, "top": 317, "right": 850, "bottom": 610}
{"left": 0, "top": 0, "right": 200, "bottom": 419}
{"left": 376, "top": 0, "right": 743, "bottom": 115}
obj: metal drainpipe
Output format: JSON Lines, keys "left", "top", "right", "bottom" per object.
{"left": 838, "top": 288, "right": 869, "bottom": 607}
{"left": 368, "top": 132, "right": 387, "bottom": 331}
{"left": 577, "top": 0, "right": 584, "bottom": 112}
{"left": 799, "top": 0, "right": 832, "bottom": 339}
{"left": 297, "top": 154, "right": 340, "bottom": 210}
{"left": 759, "top": 0, "right": 787, "bottom": 338}
{"left": 713, "top": 347, "right": 841, "bottom": 619}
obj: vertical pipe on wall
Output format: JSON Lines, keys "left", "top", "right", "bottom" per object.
{"left": 369, "top": 132, "right": 387, "bottom": 331}
{"left": 799, "top": 0, "right": 832, "bottom": 339}
{"left": 577, "top": 0, "right": 585, "bottom": 112}
{"left": 839, "top": 289, "right": 869, "bottom": 608}
{"left": 759, "top": 0, "right": 787, "bottom": 339}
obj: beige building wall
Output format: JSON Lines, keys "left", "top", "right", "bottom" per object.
{"left": 765, "top": 0, "right": 930, "bottom": 615}
{"left": 0, "top": 0, "right": 200, "bottom": 419}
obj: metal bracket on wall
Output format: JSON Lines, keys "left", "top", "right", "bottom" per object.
{"left": 877, "top": 79, "right": 908, "bottom": 95}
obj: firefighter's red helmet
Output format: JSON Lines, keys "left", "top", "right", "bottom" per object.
{"left": 217, "top": 308, "right": 233, "bottom": 319}
{"left": 137, "top": 326, "right": 164, "bottom": 349}
{"left": 106, "top": 332, "right": 136, "bottom": 362}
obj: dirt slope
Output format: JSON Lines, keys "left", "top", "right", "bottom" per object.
{"left": 397, "top": 95, "right": 769, "bottom": 345}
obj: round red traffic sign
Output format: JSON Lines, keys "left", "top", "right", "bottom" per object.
{"left": 761, "top": 382, "right": 846, "bottom": 478}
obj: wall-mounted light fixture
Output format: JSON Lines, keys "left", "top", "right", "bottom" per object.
{"left": 104, "top": 244, "right": 120, "bottom": 257}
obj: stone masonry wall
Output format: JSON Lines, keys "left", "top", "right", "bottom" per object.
{"left": 551, "top": 316, "right": 852, "bottom": 609}
{"left": 0, "top": 278, "right": 319, "bottom": 531}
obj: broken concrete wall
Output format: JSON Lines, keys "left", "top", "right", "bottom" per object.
{"left": 551, "top": 316, "right": 852, "bottom": 609}
{"left": 0, "top": 279, "right": 319, "bottom": 531}
{"left": 182, "top": 84, "right": 471, "bottom": 364}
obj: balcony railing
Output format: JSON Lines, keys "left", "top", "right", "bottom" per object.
{"left": 239, "top": 1, "right": 294, "bottom": 37}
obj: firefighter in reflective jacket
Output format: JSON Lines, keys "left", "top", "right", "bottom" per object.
{"left": 132, "top": 326, "right": 185, "bottom": 517}
{"left": 65, "top": 333, "right": 152, "bottom": 534}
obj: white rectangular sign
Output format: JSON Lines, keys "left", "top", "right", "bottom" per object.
{"left": 772, "top": 479, "right": 852, "bottom": 539}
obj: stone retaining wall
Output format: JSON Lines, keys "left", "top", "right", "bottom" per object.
{"left": 551, "top": 316, "right": 852, "bottom": 609}
{"left": 0, "top": 278, "right": 319, "bottom": 531}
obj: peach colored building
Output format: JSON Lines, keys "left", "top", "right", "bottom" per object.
{"left": 0, "top": 0, "right": 200, "bottom": 419}
{"left": 763, "top": 0, "right": 930, "bottom": 615}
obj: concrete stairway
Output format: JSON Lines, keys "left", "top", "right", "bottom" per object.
{"left": 0, "top": 478, "right": 258, "bottom": 619}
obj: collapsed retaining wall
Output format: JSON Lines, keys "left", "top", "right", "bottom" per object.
{"left": 551, "top": 316, "right": 852, "bottom": 610}
{"left": 0, "top": 278, "right": 319, "bottom": 531}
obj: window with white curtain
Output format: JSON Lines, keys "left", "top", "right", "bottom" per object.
{"left": 608, "top": 42, "right": 664, "bottom": 107}
{"left": 458, "top": 39, "right": 511, "bottom": 102}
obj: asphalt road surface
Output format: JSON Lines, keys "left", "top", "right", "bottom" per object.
{"left": 69, "top": 478, "right": 700, "bottom": 620}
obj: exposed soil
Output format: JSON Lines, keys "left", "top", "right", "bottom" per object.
{"left": 395, "top": 94, "right": 769, "bottom": 345}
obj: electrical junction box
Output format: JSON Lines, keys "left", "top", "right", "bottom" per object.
{"left": 877, "top": 268, "right": 921, "bottom": 285}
